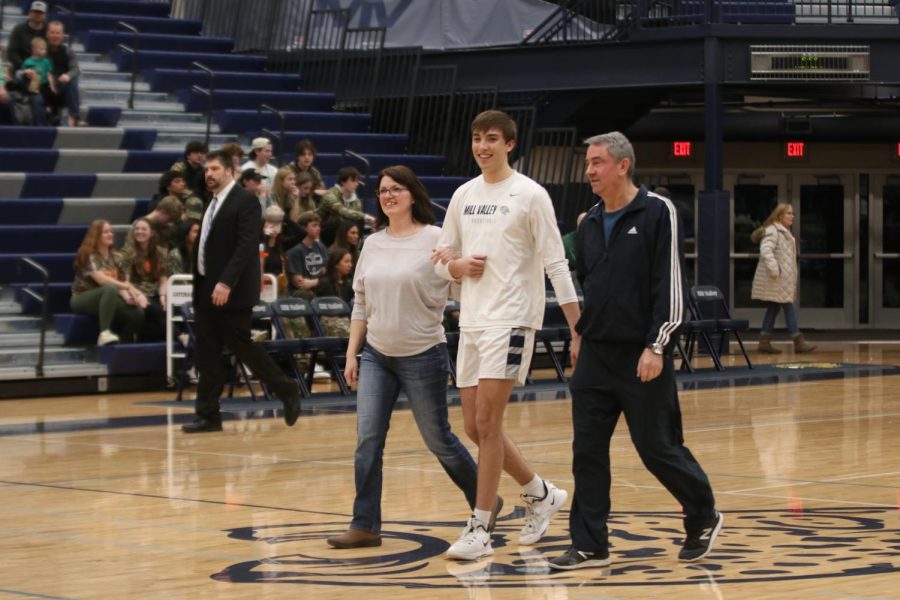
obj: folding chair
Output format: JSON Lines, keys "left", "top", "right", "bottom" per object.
{"left": 675, "top": 316, "right": 724, "bottom": 372}
{"left": 530, "top": 298, "right": 571, "bottom": 382}
{"left": 266, "top": 297, "right": 319, "bottom": 398}
{"left": 689, "top": 285, "right": 753, "bottom": 369}
{"left": 175, "top": 302, "right": 259, "bottom": 402}
{"left": 310, "top": 296, "right": 353, "bottom": 395}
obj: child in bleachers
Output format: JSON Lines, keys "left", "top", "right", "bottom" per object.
{"left": 16, "top": 37, "right": 54, "bottom": 125}
{"left": 70, "top": 220, "right": 145, "bottom": 345}
{"left": 120, "top": 218, "right": 168, "bottom": 342}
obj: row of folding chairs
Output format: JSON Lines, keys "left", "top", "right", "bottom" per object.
{"left": 176, "top": 296, "right": 353, "bottom": 401}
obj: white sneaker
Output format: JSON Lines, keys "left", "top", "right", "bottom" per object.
{"left": 97, "top": 330, "right": 120, "bottom": 346}
{"left": 313, "top": 364, "right": 331, "bottom": 381}
{"left": 446, "top": 517, "right": 493, "bottom": 561}
{"left": 519, "top": 480, "right": 568, "bottom": 545}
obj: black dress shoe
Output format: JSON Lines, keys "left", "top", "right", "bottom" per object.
{"left": 281, "top": 387, "right": 302, "bottom": 426}
{"left": 182, "top": 419, "right": 223, "bottom": 433}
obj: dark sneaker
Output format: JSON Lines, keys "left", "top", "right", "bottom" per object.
{"left": 548, "top": 547, "right": 611, "bottom": 570}
{"left": 679, "top": 511, "right": 724, "bottom": 562}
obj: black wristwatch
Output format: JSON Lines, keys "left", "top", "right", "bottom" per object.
{"left": 649, "top": 342, "right": 665, "bottom": 356}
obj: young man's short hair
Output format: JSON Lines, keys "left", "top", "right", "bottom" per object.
{"left": 471, "top": 109, "right": 517, "bottom": 143}
{"left": 220, "top": 142, "right": 244, "bottom": 160}
{"left": 204, "top": 150, "right": 233, "bottom": 171}
{"left": 297, "top": 210, "right": 321, "bottom": 227}
{"left": 156, "top": 196, "right": 184, "bottom": 220}
{"left": 185, "top": 140, "right": 208, "bottom": 156}
{"left": 295, "top": 139, "right": 317, "bottom": 157}
{"left": 336, "top": 166, "right": 360, "bottom": 184}
{"left": 158, "top": 170, "right": 184, "bottom": 191}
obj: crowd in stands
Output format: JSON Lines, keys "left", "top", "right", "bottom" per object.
{"left": 1, "top": 2, "right": 83, "bottom": 126}
{"left": 69, "top": 138, "right": 368, "bottom": 352}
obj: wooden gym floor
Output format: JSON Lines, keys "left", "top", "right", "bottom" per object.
{"left": 0, "top": 341, "right": 898, "bottom": 599}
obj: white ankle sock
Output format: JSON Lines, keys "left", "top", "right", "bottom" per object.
{"left": 473, "top": 508, "right": 492, "bottom": 526}
{"left": 523, "top": 474, "right": 546, "bottom": 499}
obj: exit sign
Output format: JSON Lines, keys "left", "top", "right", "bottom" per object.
{"left": 672, "top": 141, "right": 692, "bottom": 157}
{"left": 786, "top": 141, "right": 806, "bottom": 159}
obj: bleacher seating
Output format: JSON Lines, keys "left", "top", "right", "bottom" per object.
{"left": 0, "top": 0, "right": 471, "bottom": 388}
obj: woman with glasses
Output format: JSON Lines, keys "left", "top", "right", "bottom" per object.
{"left": 326, "top": 165, "right": 487, "bottom": 549}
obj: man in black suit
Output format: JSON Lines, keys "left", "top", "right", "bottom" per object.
{"left": 183, "top": 150, "right": 301, "bottom": 433}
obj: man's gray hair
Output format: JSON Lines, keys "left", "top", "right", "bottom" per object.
{"left": 584, "top": 131, "right": 635, "bottom": 179}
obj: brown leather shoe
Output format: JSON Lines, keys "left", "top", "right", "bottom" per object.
{"left": 327, "top": 528, "right": 382, "bottom": 549}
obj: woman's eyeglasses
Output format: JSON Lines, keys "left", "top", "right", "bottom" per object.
{"left": 378, "top": 186, "right": 407, "bottom": 197}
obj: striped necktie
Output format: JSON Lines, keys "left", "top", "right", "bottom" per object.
{"left": 198, "top": 195, "right": 219, "bottom": 275}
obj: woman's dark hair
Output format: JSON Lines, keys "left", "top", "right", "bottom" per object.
{"left": 176, "top": 218, "right": 201, "bottom": 272}
{"left": 325, "top": 247, "right": 352, "bottom": 284}
{"left": 374, "top": 165, "right": 435, "bottom": 230}
{"left": 333, "top": 220, "right": 360, "bottom": 251}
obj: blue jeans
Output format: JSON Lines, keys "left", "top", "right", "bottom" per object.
{"left": 761, "top": 301, "right": 799, "bottom": 335}
{"left": 351, "top": 342, "right": 477, "bottom": 533}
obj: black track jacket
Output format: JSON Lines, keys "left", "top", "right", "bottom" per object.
{"left": 575, "top": 186, "right": 684, "bottom": 350}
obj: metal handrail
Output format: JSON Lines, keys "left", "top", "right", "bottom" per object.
{"left": 114, "top": 21, "right": 140, "bottom": 109}
{"left": 257, "top": 104, "right": 285, "bottom": 166}
{"left": 521, "top": 0, "right": 587, "bottom": 45}
{"left": 341, "top": 149, "right": 371, "bottom": 211}
{"left": 16, "top": 258, "right": 49, "bottom": 378}
{"left": 189, "top": 62, "right": 215, "bottom": 148}
{"left": 341, "top": 149, "right": 370, "bottom": 181}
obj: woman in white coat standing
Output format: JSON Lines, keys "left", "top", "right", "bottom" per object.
{"left": 750, "top": 203, "right": 816, "bottom": 354}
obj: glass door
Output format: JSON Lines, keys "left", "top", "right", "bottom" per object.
{"left": 794, "top": 174, "right": 855, "bottom": 328}
{"left": 870, "top": 175, "right": 900, "bottom": 328}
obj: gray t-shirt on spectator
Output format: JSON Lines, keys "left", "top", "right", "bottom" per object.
{"left": 285, "top": 239, "right": 328, "bottom": 288}
{"left": 351, "top": 225, "right": 449, "bottom": 357}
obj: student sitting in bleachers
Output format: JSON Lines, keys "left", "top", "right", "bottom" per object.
{"left": 289, "top": 139, "right": 326, "bottom": 198}
{"left": 285, "top": 211, "right": 328, "bottom": 301}
{"left": 166, "top": 218, "right": 200, "bottom": 276}
{"left": 330, "top": 220, "right": 361, "bottom": 279}
{"left": 120, "top": 218, "right": 168, "bottom": 342}
{"left": 169, "top": 141, "right": 207, "bottom": 198}
{"left": 242, "top": 137, "right": 278, "bottom": 187}
{"left": 295, "top": 170, "right": 317, "bottom": 213}
{"left": 149, "top": 170, "right": 204, "bottom": 219}
{"left": 315, "top": 247, "right": 354, "bottom": 337}
{"left": 220, "top": 142, "right": 244, "bottom": 175}
{"left": 318, "top": 166, "right": 374, "bottom": 247}
{"left": 142, "top": 195, "right": 184, "bottom": 250}
{"left": 271, "top": 166, "right": 300, "bottom": 219}
{"left": 282, "top": 211, "right": 327, "bottom": 341}
{"left": 70, "top": 220, "right": 145, "bottom": 346}
{"left": 261, "top": 205, "right": 288, "bottom": 285}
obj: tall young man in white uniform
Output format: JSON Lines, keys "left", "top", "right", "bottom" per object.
{"left": 433, "top": 110, "right": 582, "bottom": 560}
